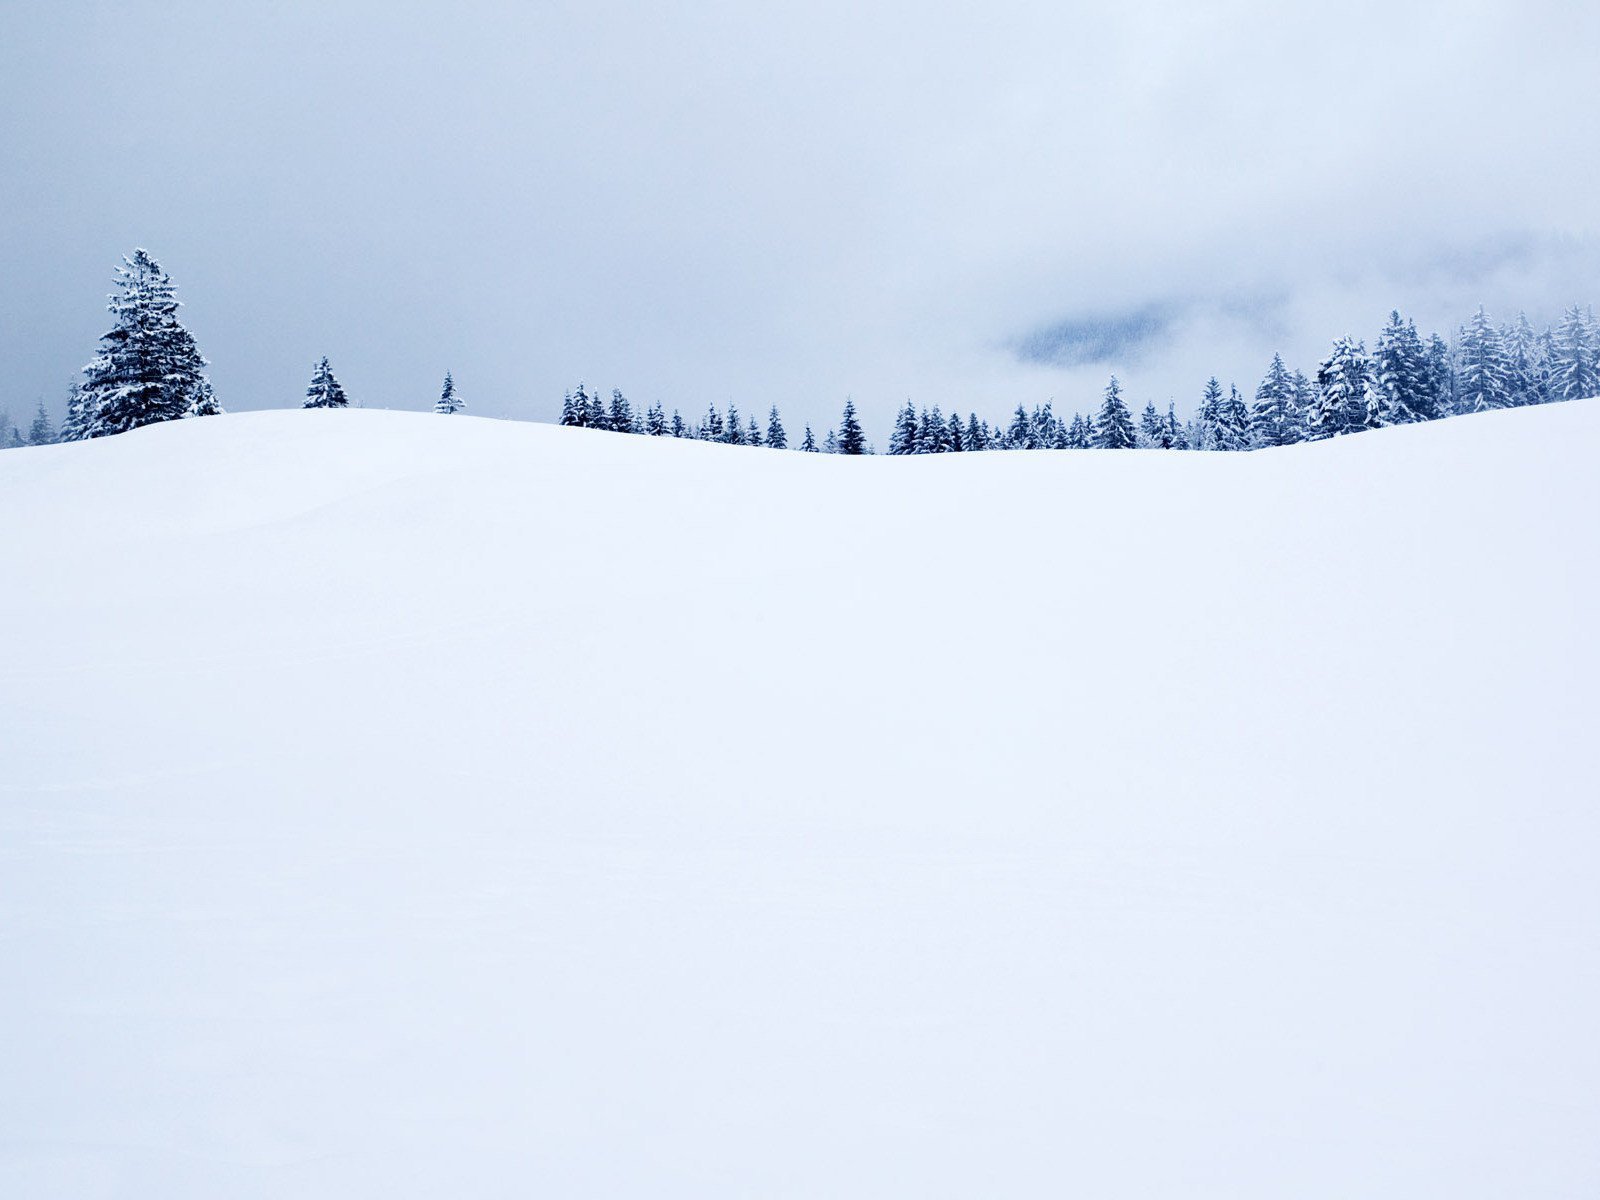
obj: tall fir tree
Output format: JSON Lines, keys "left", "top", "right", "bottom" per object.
{"left": 1308, "top": 337, "right": 1371, "bottom": 438}
{"left": 1423, "top": 333, "right": 1455, "bottom": 418}
{"left": 1250, "top": 353, "right": 1299, "bottom": 447}
{"left": 1503, "top": 313, "right": 1547, "bottom": 407}
{"left": 303, "top": 357, "right": 349, "bottom": 409}
{"left": 800, "top": 424, "right": 818, "bottom": 452}
{"left": 725, "top": 402, "right": 744, "bottom": 445}
{"left": 1195, "top": 378, "right": 1225, "bottom": 450}
{"left": 1162, "top": 402, "right": 1188, "bottom": 450}
{"left": 837, "top": 398, "right": 866, "bottom": 455}
{"left": 746, "top": 415, "right": 762, "bottom": 446}
{"left": 645, "top": 400, "right": 668, "bottom": 435}
{"left": 946, "top": 411, "right": 966, "bottom": 452}
{"left": 608, "top": 388, "right": 636, "bottom": 434}
{"left": 1137, "top": 401, "right": 1163, "bottom": 448}
{"left": 1092, "top": 377, "right": 1137, "bottom": 449}
{"left": 434, "top": 371, "right": 463, "bottom": 414}
{"left": 1215, "top": 385, "right": 1251, "bottom": 450}
{"left": 76, "top": 249, "right": 218, "bottom": 439}
{"left": 766, "top": 406, "right": 787, "bottom": 449}
{"left": 888, "top": 400, "right": 920, "bottom": 454}
{"left": 1553, "top": 305, "right": 1599, "bottom": 401}
{"left": 1369, "top": 312, "right": 1427, "bottom": 427}
{"left": 28, "top": 401, "right": 56, "bottom": 446}
{"left": 1455, "top": 307, "right": 1512, "bottom": 412}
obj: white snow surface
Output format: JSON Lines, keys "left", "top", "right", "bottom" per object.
{"left": 3, "top": 404, "right": 1598, "bottom": 1198}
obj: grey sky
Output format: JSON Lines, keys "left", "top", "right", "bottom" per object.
{"left": 3, "top": 1, "right": 1597, "bottom": 436}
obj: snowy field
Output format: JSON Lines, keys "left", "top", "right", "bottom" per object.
{"left": 3, "top": 403, "right": 1598, "bottom": 1198}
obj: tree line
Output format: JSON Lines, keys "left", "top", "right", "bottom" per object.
{"left": 6, "top": 249, "right": 1597, "bottom": 452}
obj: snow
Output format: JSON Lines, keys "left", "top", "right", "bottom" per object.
{"left": 2, "top": 403, "right": 1598, "bottom": 1198}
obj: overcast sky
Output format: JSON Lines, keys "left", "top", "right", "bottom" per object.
{"left": 3, "top": 1, "right": 1598, "bottom": 436}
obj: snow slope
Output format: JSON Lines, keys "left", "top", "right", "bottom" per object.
{"left": 2, "top": 404, "right": 1598, "bottom": 1198}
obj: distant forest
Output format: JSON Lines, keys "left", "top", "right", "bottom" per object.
{"left": 5, "top": 249, "right": 1597, "bottom": 453}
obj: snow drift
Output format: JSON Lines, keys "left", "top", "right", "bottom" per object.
{"left": 2, "top": 403, "right": 1598, "bottom": 1198}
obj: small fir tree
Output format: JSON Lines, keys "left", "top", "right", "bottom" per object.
{"left": 1093, "top": 377, "right": 1137, "bottom": 449}
{"left": 303, "top": 357, "right": 349, "bottom": 409}
{"left": 435, "top": 371, "right": 463, "bottom": 414}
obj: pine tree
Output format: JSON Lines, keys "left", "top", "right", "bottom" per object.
{"left": 1163, "top": 402, "right": 1188, "bottom": 450}
{"left": 746, "top": 415, "right": 762, "bottom": 447}
{"left": 303, "top": 357, "right": 349, "bottom": 409}
{"left": 1553, "top": 305, "right": 1599, "bottom": 401}
{"left": 1215, "top": 385, "right": 1251, "bottom": 450}
{"left": 1369, "top": 313, "right": 1427, "bottom": 427}
{"left": 1423, "top": 334, "right": 1455, "bottom": 418}
{"left": 78, "top": 249, "right": 218, "bottom": 438}
{"left": 800, "top": 424, "right": 818, "bottom": 452}
{"left": 58, "top": 386, "right": 89, "bottom": 442}
{"left": 608, "top": 388, "right": 637, "bottom": 434}
{"left": 725, "top": 402, "right": 744, "bottom": 445}
{"left": 823, "top": 428, "right": 839, "bottom": 454}
{"left": 1006, "top": 404, "right": 1034, "bottom": 450}
{"left": 1308, "top": 337, "right": 1370, "bottom": 438}
{"left": 646, "top": 401, "right": 668, "bottom": 435}
{"left": 965, "top": 413, "right": 987, "bottom": 451}
{"left": 1065, "top": 412, "right": 1091, "bottom": 448}
{"left": 917, "top": 405, "right": 951, "bottom": 453}
{"left": 1250, "top": 353, "right": 1299, "bottom": 447}
{"left": 435, "top": 371, "right": 463, "bottom": 414}
{"left": 1455, "top": 307, "right": 1512, "bottom": 412}
{"left": 766, "top": 406, "right": 787, "bottom": 449}
{"left": 946, "top": 411, "right": 965, "bottom": 452}
{"left": 704, "top": 403, "right": 724, "bottom": 442}
{"left": 670, "top": 409, "right": 687, "bottom": 438}
{"left": 1195, "top": 378, "right": 1225, "bottom": 450}
{"left": 1138, "top": 401, "right": 1163, "bottom": 447}
{"left": 837, "top": 399, "right": 866, "bottom": 455}
{"left": 1504, "top": 313, "right": 1546, "bottom": 407}
{"left": 560, "top": 388, "right": 582, "bottom": 426}
{"left": 888, "top": 401, "right": 920, "bottom": 454}
{"left": 27, "top": 401, "right": 55, "bottom": 446}
{"left": 1093, "top": 377, "right": 1137, "bottom": 449}
{"left": 4, "top": 421, "right": 24, "bottom": 449}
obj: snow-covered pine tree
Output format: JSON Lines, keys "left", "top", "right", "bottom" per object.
{"left": 1504, "top": 313, "right": 1547, "bottom": 407}
{"left": 888, "top": 401, "right": 919, "bottom": 454}
{"left": 1423, "top": 333, "right": 1455, "bottom": 418}
{"left": 1215, "top": 385, "right": 1251, "bottom": 450}
{"left": 703, "top": 403, "right": 724, "bottom": 442}
{"left": 28, "top": 401, "right": 55, "bottom": 445}
{"left": 800, "top": 424, "right": 818, "bottom": 452}
{"left": 746, "top": 415, "right": 762, "bottom": 446}
{"left": 1163, "top": 402, "right": 1188, "bottom": 450}
{"left": 1138, "top": 401, "right": 1163, "bottom": 448}
{"left": 1065, "top": 412, "right": 1091, "bottom": 448}
{"left": 560, "top": 389, "right": 580, "bottom": 426}
{"left": 1005, "top": 404, "right": 1034, "bottom": 450}
{"left": 608, "top": 388, "right": 637, "bottom": 433}
{"left": 1553, "top": 305, "right": 1599, "bottom": 401}
{"left": 1250, "top": 353, "right": 1299, "bottom": 447}
{"left": 4, "top": 420, "right": 23, "bottom": 449}
{"left": 918, "top": 405, "right": 952, "bottom": 453}
{"left": 837, "top": 399, "right": 866, "bottom": 455}
{"left": 1455, "top": 307, "right": 1512, "bottom": 412}
{"left": 303, "top": 357, "right": 349, "bottom": 408}
{"left": 645, "top": 401, "right": 668, "bottom": 435}
{"left": 1308, "top": 337, "right": 1370, "bottom": 438}
{"left": 766, "top": 406, "right": 787, "bottom": 449}
{"left": 724, "top": 402, "right": 744, "bottom": 445}
{"left": 1369, "top": 313, "right": 1427, "bottom": 427}
{"left": 822, "top": 428, "right": 839, "bottom": 453}
{"left": 965, "top": 413, "right": 987, "bottom": 451}
{"left": 946, "top": 411, "right": 965, "bottom": 451}
{"left": 1093, "top": 377, "right": 1137, "bottom": 449}
{"left": 670, "top": 409, "right": 687, "bottom": 437}
{"left": 77, "top": 249, "right": 219, "bottom": 438}
{"left": 1194, "top": 378, "right": 1225, "bottom": 450}
{"left": 434, "top": 371, "right": 463, "bottom": 414}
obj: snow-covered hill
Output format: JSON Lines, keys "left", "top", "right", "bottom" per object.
{"left": 3, "top": 404, "right": 1598, "bottom": 1198}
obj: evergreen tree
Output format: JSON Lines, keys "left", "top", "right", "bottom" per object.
{"left": 1195, "top": 378, "right": 1225, "bottom": 450}
{"left": 965, "top": 413, "right": 987, "bottom": 451}
{"left": 4, "top": 422, "right": 24, "bottom": 449}
{"left": 1423, "top": 334, "right": 1455, "bottom": 418}
{"left": 823, "top": 428, "right": 839, "bottom": 453}
{"left": 78, "top": 249, "right": 218, "bottom": 438}
{"left": 704, "top": 403, "right": 725, "bottom": 442}
{"left": 1369, "top": 313, "right": 1427, "bottom": 427}
{"left": 746, "top": 415, "right": 762, "bottom": 446}
{"left": 1308, "top": 337, "right": 1370, "bottom": 438}
{"left": 560, "top": 388, "right": 582, "bottom": 426}
{"left": 800, "top": 424, "right": 818, "bottom": 452}
{"left": 918, "top": 404, "right": 952, "bottom": 453}
{"left": 28, "top": 401, "right": 55, "bottom": 446}
{"left": 1455, "top": 307, "right": 1512, "bottom": 412}
{"left": 434, "top": 371, "right": 463, "bottom": 414}
{"left": 303, "top": 357, "right": 349, "bottom": 409}
{"left": 1093, "top": 377, "right": 1137, "bottom": 449}
{"left": 766, "top": 406, "right": 787, "bottom": 449}
{"left": 1250, "top": 353, "right": 1299, "bottom": 447}
{"left": 670, "top": 409, "right": 687, "bottom": 438}
{"left": 608, "top": 388, "right": 636, "bottom": 434}
{"left": 584, "top": 386, "right": 608, "bottom": 429}
{"left": 1065, "top": 412, "right": 1091, "bottom": 448}
{"left": 645, "top": 401, "right": 668, "bottom": 435}
{"left": 1215, "top": 385, "right": 1251, "bottom": 450}
{"left": 1553, "top": 305, "right": 1599, "bottom": 401}
{"left": 946, "top": 411, "right": 965, "bottom": 452}
{"left": 1138, "top": 400, "right": 1164, "bottom": 448}
{"left": 1163, "top": 402, "right": 1188, "bottom": 450}
{"left": 1006, "top": 404, "right": 1034, "bottom": 449}
{"left": 58, "top": 386, "right": 89, "bottom": 443}
{"left": 1504, "top": 313, "right": 1546, "bottom": 407}
{"left": 725, "top": 402, "right": 743, "bottom": 445}
{"left": 837, "top": 399, "right": 866, "bottom": 455}
{"left": 888, "top": 400, "right": 920, "bottom": 454}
